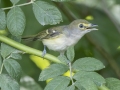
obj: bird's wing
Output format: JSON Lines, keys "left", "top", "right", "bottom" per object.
{"left": 33, "top": 26, "right": 66, "bottom": 41}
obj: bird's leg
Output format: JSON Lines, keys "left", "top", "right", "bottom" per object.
{"left": 42, "top": 45, "right": 47, "bottom": 58}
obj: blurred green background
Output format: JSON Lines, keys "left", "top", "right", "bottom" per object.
{"left": 1, "top": 0, "right": 120, "bottom": 89}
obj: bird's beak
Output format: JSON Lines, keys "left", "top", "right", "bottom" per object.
{"left": 87, "top": 24, "right": 98, "bottom": 30}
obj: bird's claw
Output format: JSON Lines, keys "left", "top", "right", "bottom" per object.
{"left": 42, "top": 45, "right": 47, "bottom": 58}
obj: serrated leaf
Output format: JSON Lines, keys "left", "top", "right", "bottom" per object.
{"left": 32, "top": 1, "right": 62, "bottom": 25}
{"left": 0, "top": 9, "right": 6, "bottom": 30}
{"left": 0, "top": 74, "right": 20, "bottom": 90}
{"left": 72, "top": 57, "right": 105, "bottom": 71}
{"left": 52, "top": 0, "right": 72, "bottom": 2}
{"left": 75, "top": 78, "right": 98, "bottom": 90}
{"left": 44, "top": 76, "right": 70, "bottom": 90}
{"left": 3, "top": 59, "right": 22, "bottom": 81}
{"left": 10, "top": 0, "right": 20, "bottom": 4}
{"left": 106, "top": 78, "right": 120, "bottom": 90}
{"left": 67, "top": 46, "right": 75, "bottom": 61}
{"left": 65, "top": 85, "right": 75, "bottom": 90}
{"left": 1, "top": 43, "right": 15, "bottom": 59}
{"left": 73, "top": 71, "right": 106, "bottom": 86}
{"left": 7, "top": 6, "right": 26, "bottom": 36}
{"left": 58, "top": 54, "right": 68, "bottom": 64}
{"left": 39, "top": 64, "right": 69, "bottom": 81}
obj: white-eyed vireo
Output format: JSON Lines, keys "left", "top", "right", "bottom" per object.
{"left": 23, "top": 19, "right": 98, "bottom": 57}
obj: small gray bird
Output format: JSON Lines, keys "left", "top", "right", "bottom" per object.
{"left": 22, "top": 19, "right": 98, "bottom": 57}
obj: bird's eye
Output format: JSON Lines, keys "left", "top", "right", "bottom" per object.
{"left": 79, "top": 24, "right": 84, "bottom": 28}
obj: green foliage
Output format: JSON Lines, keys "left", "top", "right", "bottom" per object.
{"left": 106, "top": 78, "right": 120, "bottom": 90}
{"left": 75, "top": 78, "right": 98, "bottom": 90}
{"left": 39, "top": 63, "right": 69, "bottom": 81}
{"left": 72, "top": 57, "right": 105, "bottom": 71}
{"left": 7, "top": 7, "right": 26, "bottom": 36}
{"left": 32, "top": 1, "right": 62, "bottom": 25}
{"left": 73, "top": 71, "right": 105, "bottom": 86}
{"left": 0, "top": 9, "right": 6, "bottom": 30}
{"left": 44, "top": 76, "right": 70, "bottom": 90}
{"left": 3, "top": 59, "right": 22, "bottom": 81}
{"left": 67, "top": 46, "right": 75, "bottom": 61}
{"left": 0, "top": 74, "right": 20, "bottom": 90}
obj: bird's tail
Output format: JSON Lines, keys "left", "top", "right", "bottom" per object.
{"left": 22, "top": 35, "right": 40, "bottom": 41}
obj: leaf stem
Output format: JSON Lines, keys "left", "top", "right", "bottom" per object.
{"left": 0, "top": 35, "right": 61, "bottom": 63}
{"left": 2, "top": 0, "right": 35, "bottom": 10}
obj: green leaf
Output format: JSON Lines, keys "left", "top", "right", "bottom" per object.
{"left": 3, "top": 59, "right": 22, "bottom": 81}
{"left": 72, "top": 57, "right": 105, "bottom": 71}
{"left": 11, "top": 53, "right": 22, "bottom": 60}
{"left": 58, "top": 54, "right": 68, "bottom": 64}
{"left": 7, "top": 6, "right": 26, "bottom": 36}
{"left": 32, "top": 1, "right": 62, "bottom": 25}
{"left": 75, "top": 78, "right": 98, "bottom": 90}
{"left": 52, "top": 0, "right": 72, "bottom": 2}
{"left": 67, "top": 46, "right": 75, "bottom": 61}
{"left": 39, "top": 64, "right": 69, "bottom": 81}
{"left": 10, "top": 0, "right": 20, "bottom": 4}
{"left": 65, "top": 85, "right": 75, "bottom": 90}
{"left": 0, "top": 9, "right": 6, "bottom": 30}
{"left": 44, "top": 76, "right": 70, "bottom": 90}
{"left": 20, "top": 75, "right": 43, "bottom": 90}
{"left": 1, "top": 43, "right": 15, "bottom": 59}
{"left": 106, "top": 78, "right": 120, "bottom": 90}
{"left": 0, "top": 74, "right": 20, "bottom": 90}
{"left": 73, "top": 71, "right": 106, "bottom": 86}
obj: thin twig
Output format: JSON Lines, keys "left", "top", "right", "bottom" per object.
{"left": 2, "top": 0, "right": 35, "bottom": 10}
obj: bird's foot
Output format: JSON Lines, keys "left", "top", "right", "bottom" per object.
{"left": 42, "top": 45, "right": 47, "bottom": 58}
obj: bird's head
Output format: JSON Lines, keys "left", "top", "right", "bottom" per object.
{"left": 69, "top": 19, "right": 98, "bottom": 34}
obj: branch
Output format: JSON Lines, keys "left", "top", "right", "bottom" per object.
{"left": 0, "top": 35, "right": 61, "bottom": 63}
{"left": 2, "top": 0, "right": 35, "bottom": 10}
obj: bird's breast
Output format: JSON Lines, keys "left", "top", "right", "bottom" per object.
{"left": 42, "top": 33, "right": 82, "bottom": 52}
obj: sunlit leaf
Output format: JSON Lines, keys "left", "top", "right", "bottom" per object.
{"left": 32, "top": 1, "right": 62, "bottom": 25}
{"left": 39, "top": 64, "right": 69, "bottom": 81}
{"left": 7, "top": 6, "right": 26, "bottom": 36}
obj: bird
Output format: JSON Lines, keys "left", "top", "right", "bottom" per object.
{"left": 22, "top": 19, "right": 98, "bottom": 57}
